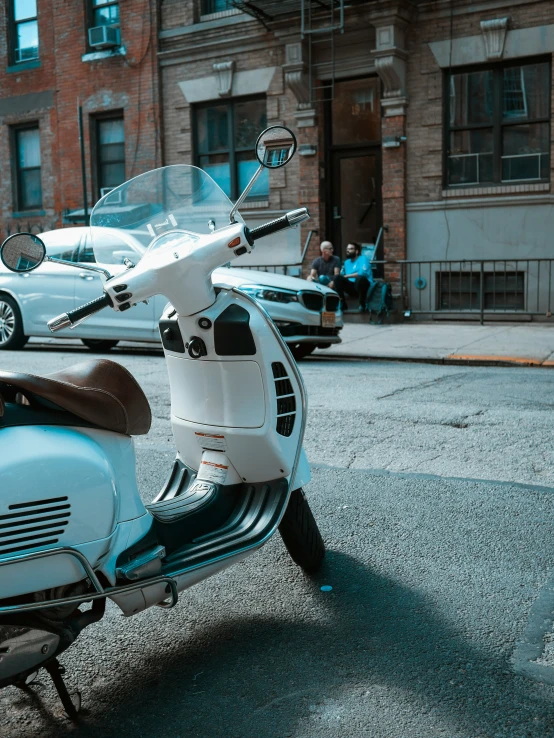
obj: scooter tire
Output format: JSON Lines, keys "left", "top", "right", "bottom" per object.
{"left": 278, "top": 488, "right": 325, "bottom": 573}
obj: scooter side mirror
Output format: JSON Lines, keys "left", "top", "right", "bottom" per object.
{"left": 0, "top": 232, "right": 46, "bottom": 273}
{"left": 229, "top": 126, "right": 298, "bottom": 223}
{"left": 255, "top": 126, "right": 297, "bottom": 169}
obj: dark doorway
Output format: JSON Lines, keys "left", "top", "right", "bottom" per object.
{"left": 326, "top": 78, "right": 382, "bottom": 261}
{"left": 331, "top": 149, "right": 380, "bottom": 257}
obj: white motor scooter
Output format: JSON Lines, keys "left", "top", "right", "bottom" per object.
{"left": 0, "top": 127, "right": 324, "bottom": 717}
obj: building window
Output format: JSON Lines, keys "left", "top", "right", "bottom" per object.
{"left": 95, "top": 117, "right": 125, "bottom": 199}
{"left": 446, "top": 60, "right": 551, "bottom": 187}
{"left": 201, "top": 0, "right": 235, "bottom": 15}
{"left": 14, "top": 126, "right": 42, "bottom": 211}
{"left": 437, "top": 271, "right": 524, "bottom": 311}
{"left": 87, "top": 0, "right": 120, "bottom": 49}
{"left": 90, "top": 0, "right": 120, "bottom": 27}
{"left": 195, "top": 97, "right": 268, "bottom": 201}
{"left": 10, "top": 0, "right": 39, "bottom": 64}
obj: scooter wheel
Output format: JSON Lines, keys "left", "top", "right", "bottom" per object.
{"left": 278, "top": 488, "right": 325, "bottom": 573}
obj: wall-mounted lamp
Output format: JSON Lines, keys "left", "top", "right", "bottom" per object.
{"left": 382, "top": 135, "right": 407, "bottom": 149}
{"left": 298, "top": 144, "right": 317, "bottom": 156}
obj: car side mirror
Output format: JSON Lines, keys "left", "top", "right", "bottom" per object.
{"left": 0, "top": 233, "right": 46, "bottom": 272}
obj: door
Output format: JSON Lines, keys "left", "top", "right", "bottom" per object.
{"left": 74, "top": 234, "right": 156, "bottom": 341}
{"left": 331, "top": 150, "right": 380, "bottom": 260}
{"left": 326, "top": 77, "right": 382, "bottom": 261}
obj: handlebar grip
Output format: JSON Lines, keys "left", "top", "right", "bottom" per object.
{"left": 48, "top": 293, "right": 112, "bottom": 333}
{"left": 247, "top": 208, "right": 310, "bottom": 243}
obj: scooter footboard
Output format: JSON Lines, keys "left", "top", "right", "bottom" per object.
{"left": 111, "top": 476, "right": 290, "bottom": 616}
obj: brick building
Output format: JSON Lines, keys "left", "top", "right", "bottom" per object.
{"left": 2, "top": 0, "right": 553, "bottom": 317}
{"left": 0, "top": 0, "right": 161, "bottom": 239}
{"left": 159, "top": 0, "right": 554, "bottom": 316}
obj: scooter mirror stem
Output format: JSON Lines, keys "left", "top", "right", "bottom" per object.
{"left": 45, "top": 256, "right": 113, "bottom": 280}
{"left": 229, "top": 164, "right": 264, "bottom": 224}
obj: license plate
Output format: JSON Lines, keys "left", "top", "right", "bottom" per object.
{"left": 321, "top": 311, "right": 335, "bottom": 328}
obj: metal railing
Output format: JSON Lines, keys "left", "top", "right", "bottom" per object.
{"left": 398, "top": 258, "right": 554, "bottom": 324}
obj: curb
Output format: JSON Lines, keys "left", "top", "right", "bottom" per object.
{"left": 313, "top": 352, "right": 554, "bottom": 368}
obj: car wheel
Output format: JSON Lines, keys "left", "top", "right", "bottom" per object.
{"left": 81, "top": 339, "right": 119, "bottom": 352}
{"left": 290, "top": 343, "right": 315, "bottom": 361}
{"left": 0, "top": 296, "right": 28, "bottom": 351}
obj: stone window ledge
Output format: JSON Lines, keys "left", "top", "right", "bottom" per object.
{"left": 242, "top": 199, "right": 269, "bottom": 210}
{"left": 442, "top": 182, "right": 550, "bottom": 198}
{"left": 7, "top": 59, "right": 41, "bottom": 73}
{"left": 82, "top": 46, "right": 126, "bottom": 63}
{"left": 12, "top": 210, "right": 46, "bottom": 218}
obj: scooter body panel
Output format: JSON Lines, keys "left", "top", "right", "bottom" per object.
{"left": 0, "top": 425, "right": 149, "bottom": 598}
{"left": 163, "top": 289, "right": 308, "bottom": 485}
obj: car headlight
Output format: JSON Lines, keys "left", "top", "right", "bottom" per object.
{"left": 239, "top": 284, "right": 299, "bottom": 304}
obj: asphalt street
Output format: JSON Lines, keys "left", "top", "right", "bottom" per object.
{"left": 3, "top": 342, "right": 554, "bottom": 737}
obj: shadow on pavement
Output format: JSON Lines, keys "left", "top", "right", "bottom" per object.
{"left": 8, "top": 550, "right": 554, "bottom": 738}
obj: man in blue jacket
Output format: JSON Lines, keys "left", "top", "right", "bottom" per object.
{"left": 334, "top": 242, "right": 372, "bottom": 312}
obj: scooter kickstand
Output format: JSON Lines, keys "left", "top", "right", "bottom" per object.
{"left": 44, "top": 659, "right": 81, "bottom": 719}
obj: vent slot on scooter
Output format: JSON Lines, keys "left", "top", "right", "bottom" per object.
{"left": 272, "top": 362, "right": 296, "bottom": 437}
{"left": 0, "top": 496, "right": 71, "bottom": 556}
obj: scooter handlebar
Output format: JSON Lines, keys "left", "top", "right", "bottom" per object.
{"left": 48, "top": 293, "right": 113, "bottom": 333}
{"left": 246, "top": 207, "right": 310, "bottom": 243}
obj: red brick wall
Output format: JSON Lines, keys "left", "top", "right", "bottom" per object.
{"left": 0, "top": 0, "right": 161, "bottom": 238}
{"left": 382, "top": 114, "right": 407, "bottom": 298}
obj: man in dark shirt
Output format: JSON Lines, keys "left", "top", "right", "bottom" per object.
{"left": 307, "top": 241, "right": 341, "bottom": 289}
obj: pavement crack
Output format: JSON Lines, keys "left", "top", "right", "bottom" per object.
{"left": 376, "top": 372, "right": 468, "bottom": 400}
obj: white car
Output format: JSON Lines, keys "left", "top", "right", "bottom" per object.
{"left": 0, "top": 227, "right": 342, "bottom": 360}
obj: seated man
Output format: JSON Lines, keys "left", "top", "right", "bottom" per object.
{"left": 307, "top": 241, "right": 341, "bottom": 289}
{"left": 334, "top": 242, "right": 372, "bottom": 312}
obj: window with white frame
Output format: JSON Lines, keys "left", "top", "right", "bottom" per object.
{"left": 446, "top": 59, "right": 551, "bottom": 186}
{"left": 10, "top": 0, "right": 39, "bottom": 64}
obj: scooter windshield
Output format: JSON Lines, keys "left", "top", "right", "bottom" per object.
{"left": 89, "top": 165, "right": 243, "bottom": 266}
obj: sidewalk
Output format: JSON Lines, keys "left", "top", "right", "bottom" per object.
{"left": 315, "top": 322, "right": 554, "bottom": 366}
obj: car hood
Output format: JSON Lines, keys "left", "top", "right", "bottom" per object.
{"left": 212, "top": 267, "right": 336, "bottom": 295}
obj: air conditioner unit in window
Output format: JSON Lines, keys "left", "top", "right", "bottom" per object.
{"left": 88, "top": 25, "right": 119, "bottom": 49}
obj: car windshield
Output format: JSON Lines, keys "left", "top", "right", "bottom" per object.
{"left": 89, "top": 165, "right": 243, "bottom": 266}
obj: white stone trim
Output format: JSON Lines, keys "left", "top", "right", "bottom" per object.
{"left": 480, "top": 17, "right": 510, "bottom": 59}
{"left": 81, "top": 46, "right": 126, "bottom": 62}
{"left": 213, "top": 60, "right": 234, "bottom": 96}
{"left": 408, "top": 191, "right": 552, "bottom": 211}
{"left": 429, "top": 23, "right": 554, "bottom": 68}
{"left": 178, "top": 67, "right": 277, "bottom": 103}
{"left": 443, "top": 183, "right": 549, "bottom": 197}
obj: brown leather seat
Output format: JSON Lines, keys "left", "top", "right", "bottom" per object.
{"left": 0, "top": 359, "right": 151, "bottom": 435}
